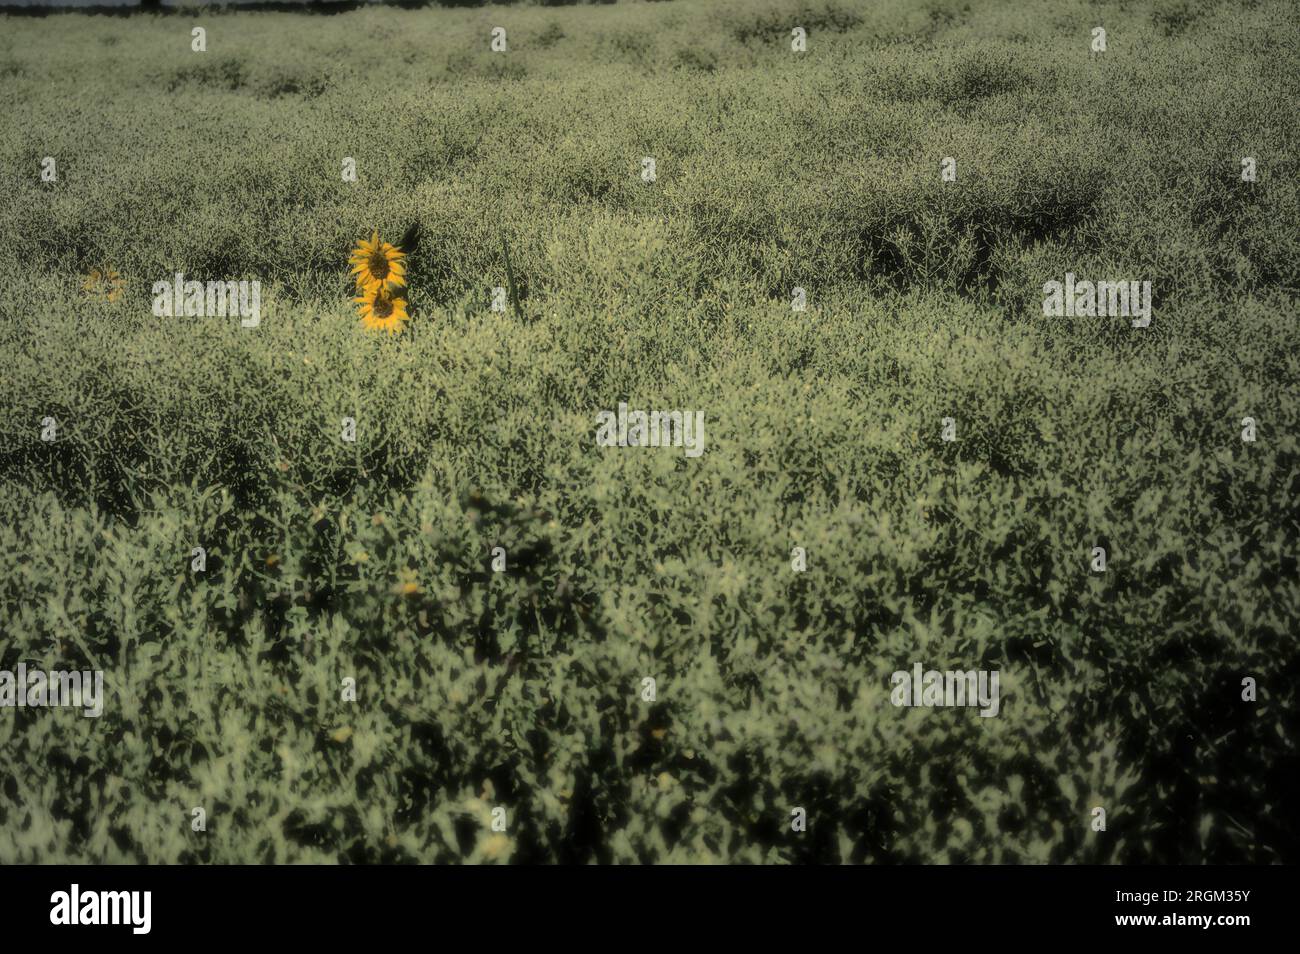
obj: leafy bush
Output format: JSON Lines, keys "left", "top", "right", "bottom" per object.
{"left": 0, "top": 0, "right": 1297, "bottom": 863}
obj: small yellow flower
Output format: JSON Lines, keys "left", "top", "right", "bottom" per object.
{"left": 392, "top": 566, "right": 421, "bottom": 596}
{"left": 349, "top": 231, "right": 406, "bottom": 292}
{"left": 81, "top": 266, "right": 124, "bottom": 302}
{"left": 353, "top": 284, "right": 409, "bottom": 335}
{"left": 330, "top": 727, "right": 354, "bottom": 744}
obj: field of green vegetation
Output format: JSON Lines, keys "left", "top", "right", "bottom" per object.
{"left": 0, "top": 0, "right": 1297, "bottom": 863}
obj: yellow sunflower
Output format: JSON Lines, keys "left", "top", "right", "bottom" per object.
{"left": 349, "top": 231, "right": 406, "bottom": 291}
{"left": 354, "top": 284, "right": 409, "bottom": 335}
{"left": 81, "top": 266, "right": 125, "bottom": 302}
